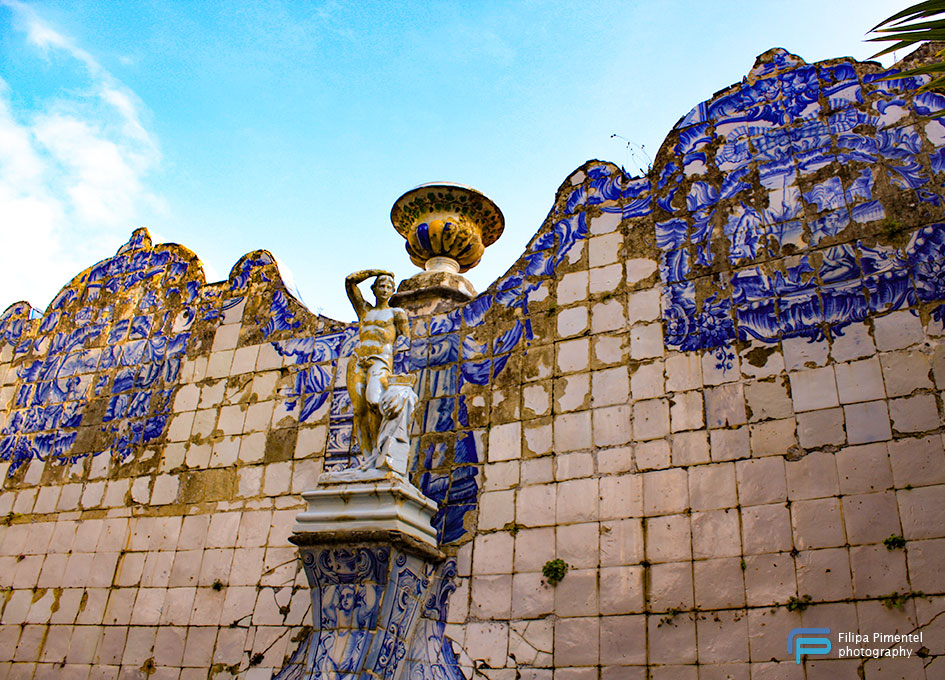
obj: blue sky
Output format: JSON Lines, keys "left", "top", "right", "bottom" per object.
{"left": 0, "top": 0, "right": 912, "bottom": 320}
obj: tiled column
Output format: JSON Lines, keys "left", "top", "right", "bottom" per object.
{"left": 287, "top": 474, "right": 446, "bottom": 679}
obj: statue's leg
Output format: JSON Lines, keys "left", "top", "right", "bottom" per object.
{"left": 346, "top": 358, "right": 371, "bottom": 457}
{"left": 363, "top": 408, "right": 380, "bottom": 459}
{"left": 359, "top": 360, "right": 388, "bottom": 457}
{"left": 364, "top": 360, "right": 388, "bottom": 407}
{"left": 355, "top": 405, "right": 377, "bottom": 460}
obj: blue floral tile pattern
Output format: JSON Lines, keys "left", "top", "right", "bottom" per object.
{"left": 0, "top": 230, "right": 201, "bottom": 473}
{"left": 645, "top": 48, "right": 945, "bottom": 355}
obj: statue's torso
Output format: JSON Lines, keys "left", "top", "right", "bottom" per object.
{"left": 355, "top": 307, "right": 398, "bottom": 360}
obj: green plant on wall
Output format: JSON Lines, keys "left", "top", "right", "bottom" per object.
{"left": 542, "top": 558, "right": 570, "bottom": 585}
{"left": 869, "top": 0, "right": 945, "bottom": 93}
{"left": 881, "top": 592, "right": 911, "bottom": 610}
{"left": 884, "top": 534, "right": 907, "bottom": 550}
{"left": 786, "top": 594, "right": 813, "bottom": 612}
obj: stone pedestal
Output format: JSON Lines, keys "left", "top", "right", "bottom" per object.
{"left": 288, "top": 472, "right": 444, "bottom": 679}
{"left": 390, "top": 270, "right": 476, "bottom": 315}
{"left": 293, "top": 472, "right": 439, "bottom": 547}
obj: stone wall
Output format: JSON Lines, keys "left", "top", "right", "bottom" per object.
{"left": 2, "top": 47, "right": 945, "bottom": 678}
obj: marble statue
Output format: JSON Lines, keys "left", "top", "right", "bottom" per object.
{"left": 344, "top": 269, "right": 418, "bottom": 476}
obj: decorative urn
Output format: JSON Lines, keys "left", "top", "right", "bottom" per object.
{"left": 390, "top": 182, "right": 504, "bottom": 274}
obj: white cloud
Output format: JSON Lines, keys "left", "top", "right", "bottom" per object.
{"left": 0, "top": 1, "right": 162, "bottom": 313}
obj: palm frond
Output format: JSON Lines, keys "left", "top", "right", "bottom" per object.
{"left": 870, "top": 39, "right": 925, "bottom": 60}
{"left": 871, "top": 0, "right": 945, "bottom": 31}
{"left": 867, "top": 0, "right": 945, "bottom": 92}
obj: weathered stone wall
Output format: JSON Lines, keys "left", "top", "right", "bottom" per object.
{"left": 3, "top": 47, "right": 945, "bottom": 678}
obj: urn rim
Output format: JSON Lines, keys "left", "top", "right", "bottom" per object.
{"left": 390, "top": 182, "right": 505, "bottom": 248}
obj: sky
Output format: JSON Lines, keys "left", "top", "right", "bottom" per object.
{"left": 0, "top": 0, "right": 915, "bottom": 322}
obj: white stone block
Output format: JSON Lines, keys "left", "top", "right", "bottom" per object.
{"left": 888, "top": 436, "right": 945, "bottom": 488}
{"left": 599, "top": 566, "right": 645, "bottom": 616}
{"left": 231, "top": 344, "right": 260, "bottom": 374}
{"left": 741, "top": 503, "right": 792, "bottom": 554}
{"left": 743, "top": 553, "right": 796, "bottom": 606}
{"left": 589, "top": 232, "right": 622, "bottom": 267}
{"left": 850, "top": 545, "right": 908, "bottom": 597}
{"left": 796, "top": 408, "right": 846, "bottom": 448}
{"left": 479, "top": 490, "right": 515, "bottom": 531}
{"left": 516, "top": 484, "right": 555, "bottom": 528}
{"left": 589, "top": 263, "right": 623, "bottom": 295}
{"left": 633, "top": 398, "right": 670, "bottom": 441}
{"left": 592, "top": 333, "right": 627, "bottom": 366}
{"left": 873, "top": 310, "right": 924, "bottom": 350}
{"left": 592, "top": 405, "right": 632, "bottom": 447}
{"left": 630, "top": 360, "right": 664, "bottom": 401}
{"left": 555, "top": 452, "right": 594, "bottom": 480}
{"left": 844, "top": 400, "right": 892, "bottom": 444}
{"left": 899, "top": 485, "right": 945, "bottom": 539}
{"left": 556, "top": 477, "right": 600, "bottom": 525}
{"left": 782, "top": 336, "right": 829, "bottom": 370}
{"left": 670, "top": 390, "right": 704, "bottom": 432}
{"left": 514, "top": 527, "right": 555, "bottom": 573}
{"left": 829, "top": 321, "right": 875, "bottom": 362}
{"left": 889, "top": 393, "right": 940, "bottom": 433}
{"left": 557, "top": 522, "right": 599, "bottom": 568}
{"left": 591, "top": 367, "right": 629, "bottom": 406}
{"left": 555, "top": 373, "right": 589, "bottom": 413}
{"left": 556, "top": 306, "right": 589, "bottom": 338}
{"left": 635, "top": 438, "right": 671, "bottom": 470}
{"left": 599, "top": 474, "right": 642, "bottom": 519}
{"left": 693, "top": 558, "right": 745, "bottom": 610}
{"left": 648, "top": 561, "right": 693, "bottom": 611}
{"left": 835, "top": 442, "right": 892, "bottom": 495}
{"left": 842, "top": 491, "right": 899, "bottom": 545}
{"left": 625, "top": 258, "right": 657, "bottom": 285}
{"left": 488, "top": 422, "right": 521, "bottom": 461}
{"left": 629, "top": 323, "right": 663, "bottom": 359}
{"left": 557, "top": 271, "right": 588, "bottom": 304}
{"left": 705, "top": 383, "right": 747, "bottom": 428}
{"left": 627, "top": 288, "right": 661, "bottom": 325}
{"left": 150, "top": 475, "right": 180, "bottom": 506}
{"left": 554, "top": 411, "right": 592, "bottom": 452}
{"left": 786, "top": 451, "right": 839, "bottom": 500}
{"left": 556, "top": 338, "right": 589, "bottom": 374}
{"left": 743, "top": 378, "right": 791, "bottom": 422}
{"left": 211, "top": 323, "right": 240, "bottom": 352}
{"left": 792, "top": 497, "right": 845, "bottom": 549}
{"left": 554, "top": 616, "right": 599, "bottom": 666}
{"left": 643, "top": 468, "right": 688, "bottom": 516}
{"left": 789, "top": 366, "right": 839, "bottom": 411}
{"left": 589, "top": 210, "right": 621, "bottom": 235}
{"left": 689, "top": 463, "right": 736, "bottom": 511}
{"left": 645, "top": 514, "right": 691, "bottom": 563}
{"left": 835, "top": 357, "right": 886, "bottom": 404}
{"left": 591, "top": 298, "right": 626, "bottom": 334}
{"left": 691, "top": 509, "right": 741, "bottom": 558}
{"left": 206, "top": 349, "right": 235, "bottom": 378}
{"left": 710, "top": 426, "right": 750, "bottom": 461}
{"left": 880, "top": 349, "right": 934, "bottom": 397}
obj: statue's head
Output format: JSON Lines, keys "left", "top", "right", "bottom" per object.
{"left": 371, "top": 274, "right": 395, "bottom": 302}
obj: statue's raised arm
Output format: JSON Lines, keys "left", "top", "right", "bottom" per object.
{"left": 345, "top": 269, "right": 394, "bottom": 320}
